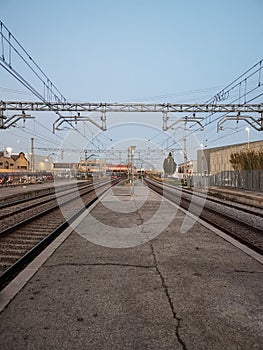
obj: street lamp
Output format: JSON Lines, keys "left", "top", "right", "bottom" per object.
{"left": 44, "top": 153, "right": 55, "bottom": 172}
{"left": 5, "top": 147, "right": 12, "bottom": 158}
{"left": 245, "top": 127, "right": 250, "bottom": 149}
{"left": 6, "top": 146, "right": 12, "bottom": 155}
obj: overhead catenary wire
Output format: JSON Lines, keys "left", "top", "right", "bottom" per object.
{"left": 1, "top": 18, "right": 262, "bottom": 161}
{"left": 165, "top": 60, "right": 263, "bottom": 150}
{"left": 0, "top": 20, "right": 110, "bottom": 151}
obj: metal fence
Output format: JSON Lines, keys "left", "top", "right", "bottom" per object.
{"left": 193, "top": 170, "right": 263, "bottom": 191}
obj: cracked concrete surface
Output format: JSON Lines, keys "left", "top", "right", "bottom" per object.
{"left": 150, "top": 243, "right": 188, "bottom": 350}
{"left": 0, "top": 181, "right": 262, "bottom": 349}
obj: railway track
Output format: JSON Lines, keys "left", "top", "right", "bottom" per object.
{"left": 144, "top": 177, "right": 263, "bottom": 255}
{"left": 0, "top": 179, "right": 118, "bottom": 290}
{"left": 0, "top": 180, "right": 100, "bottom": 231}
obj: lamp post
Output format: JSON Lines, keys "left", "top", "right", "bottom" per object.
{"left": 6, "top": 146, "right": 12, "bottom": 156}
{"left": 45, "top": 153, "right": 55, "bottom": 172}
{"left": 245, "top": 127, "right": 250, "bottom": 149}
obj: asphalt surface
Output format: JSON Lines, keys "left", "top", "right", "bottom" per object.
{"left": 0, "top": 180, "right": 262, "bottom": 349}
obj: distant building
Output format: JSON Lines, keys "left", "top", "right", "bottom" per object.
{"left": 78, "top": 159, "right": 107, "bottom": 176}
{"left": 0, "top": 151, "right": 29, "bottom": 172}
{"left": 177, "top": 160, "right": 197, "bottom": 175}
{"left": 106, "top": 163, "right": 128, "bottom": 174}
{"left": 77, "top": 160, "right": 129, "bottom": 178}
{"left": 34, "top": 155, "right": 54, "bottom": 172}
{"left": 53, "top": 162, "right": 78, "bottom": 178}
{"left": 197, "top": 140, "right": 263, "bottom": 175}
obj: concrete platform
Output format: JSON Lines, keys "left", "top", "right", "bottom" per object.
{"left": 207, "top": 186, "right": 263, "bottom": 208}
{"left": 0, "top": 180, "right": 262, "bottom": 349}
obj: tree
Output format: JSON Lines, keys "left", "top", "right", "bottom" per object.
{"left": 163, "top": 152, "right": 176, "bottom": 176}
{"left": 230, "top": 150, "right": 263, "bottom": 170}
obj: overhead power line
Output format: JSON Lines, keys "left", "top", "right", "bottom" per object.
{"left": 0, "top": 20, "right": 108, "bottom": 149}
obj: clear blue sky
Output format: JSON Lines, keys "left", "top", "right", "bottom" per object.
{"left": 0, "top": 0, "right": 262, "bottom": 166}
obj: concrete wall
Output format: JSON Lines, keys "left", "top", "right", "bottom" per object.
{"left": 197, "top": 141, "right": 263, "bottom": 175}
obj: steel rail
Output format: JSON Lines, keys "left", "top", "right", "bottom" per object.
{"left": 0, "top": 180, "right": 110, "bottom": 237}
{"left": 0, "top": 181, "right": 91, "bottom": 210}
{"left": 0, "top": 179, "right": 118, "bottom": 290}
{"left": 144, "top": 177, "right": 263, "bottom": 255}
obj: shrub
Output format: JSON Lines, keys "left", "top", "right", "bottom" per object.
{"left": 230, "top": 150, "right": 263, "bottom": 170}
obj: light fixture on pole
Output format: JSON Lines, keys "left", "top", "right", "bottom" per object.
{"left": 5, "top": 146, "right": 12, "bottom": 158}
{"left": 245, "top": 127, "right": 250, "bottom": 149}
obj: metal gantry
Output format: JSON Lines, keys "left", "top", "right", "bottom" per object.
{"left": 217, "top": 113, "right": 263, "bottom": 131}
{"left": 1, "top": 101, "right": 262, "bottom": 131}
{"left": 0, "top": 110, "right": 34, "bottom": 129}
{"left": 0, "top": 101, "right": 262, "bottom": 113}
{"left": 1, "top": 20, "right": 262, "bottom": 133}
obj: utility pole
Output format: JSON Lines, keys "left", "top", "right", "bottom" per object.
{"left": 127, "top": 147, "right": 131, "bottom": 183}
{"left": 30, "top": 137, "right": 35, "bottom": 172}
{"left": 84, "top": 150, "right": 88, "bottom": 177}
{"left": 130, "top": 146, "right": 136, "bottom": 195}
{"left": 183, "top": 122, "right": 188, "bottom": 184}
{"left": 0, "top": 109, "right": 4, "bottom": 128}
